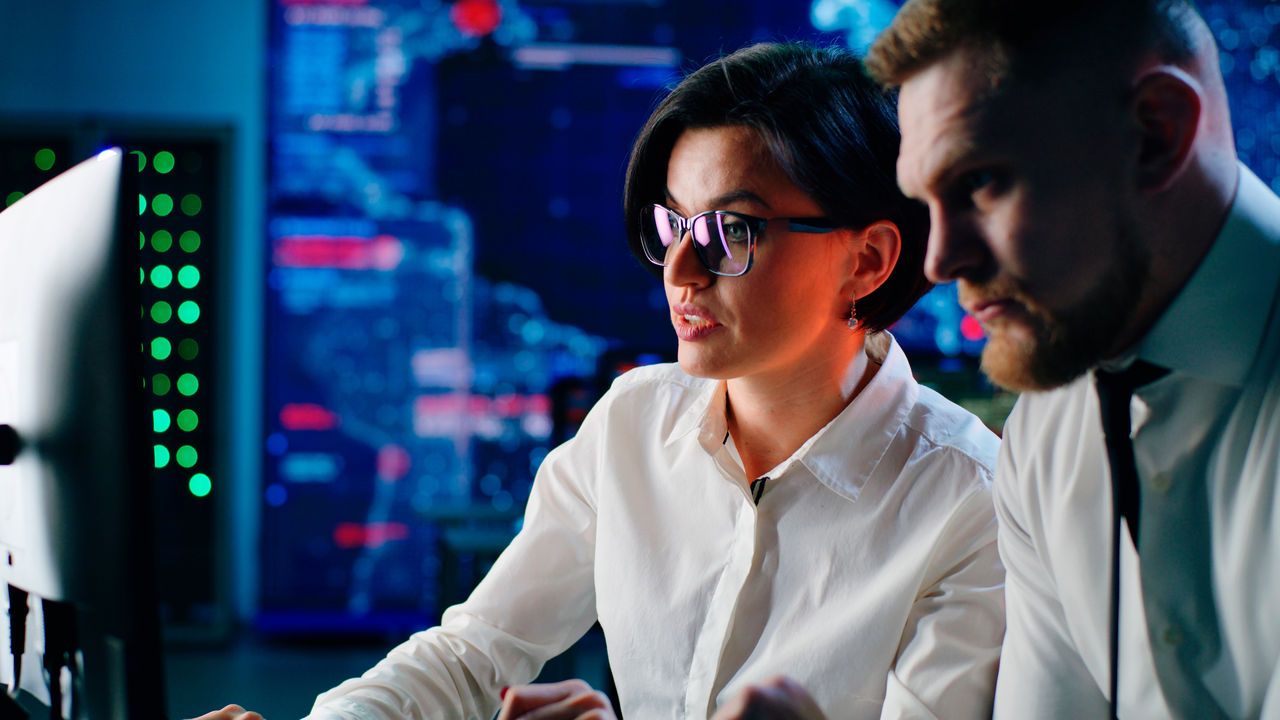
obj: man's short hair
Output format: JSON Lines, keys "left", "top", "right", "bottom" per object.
{"left": 865, "top": 0, "right": 1207, "bottom": 89}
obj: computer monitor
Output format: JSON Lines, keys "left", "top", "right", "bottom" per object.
{"left": 0, "top": 148, "right": 166, "bottom": 718}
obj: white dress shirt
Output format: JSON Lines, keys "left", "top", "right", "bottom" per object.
{"left": 992, "top": 165, "right": 1280, "bottom": 719}
{"left": 308, "top": 335, "right": 1003, "bottom": 720}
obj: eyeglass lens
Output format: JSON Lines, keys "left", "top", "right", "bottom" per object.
{"left": 642, "top": 205, "right": 752, "bottom": 276}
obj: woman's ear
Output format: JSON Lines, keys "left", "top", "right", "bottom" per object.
{"left": 1132, "top": 68, "right": 1202, "bottom": 193}
{"left": 846, "top": 220, "right": 901, "bottom": 300}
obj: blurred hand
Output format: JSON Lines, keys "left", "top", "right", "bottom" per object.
{"left": 186, "top": 704, "right": 264, "bottom": 720}
{"left": 496, "top": 678, "right": 616, "bottom": 720}
{"left": 710, "top": 676, "right": 828, "bottom": 720}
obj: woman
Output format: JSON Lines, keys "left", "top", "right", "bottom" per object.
{"left": 202, "top": 42, "right": 1003, "bottom": 720}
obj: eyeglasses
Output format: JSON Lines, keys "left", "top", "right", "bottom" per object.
{"left": 639, "top": 204, "right": 842, "bottom": 277}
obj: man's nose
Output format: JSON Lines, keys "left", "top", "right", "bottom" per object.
{"left": 923, "top": 208, "right": 992, "bottom": 284}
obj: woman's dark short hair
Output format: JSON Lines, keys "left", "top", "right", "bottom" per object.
{"left": 623, "top": 41, "right": 931, "bottom": 333}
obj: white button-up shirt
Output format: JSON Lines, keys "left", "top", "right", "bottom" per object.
{"left": 309, "top": 336, "right": 1003, "bottom": 720}
{"left": 992, "top": 165, "right": 1280, "bottom": 719}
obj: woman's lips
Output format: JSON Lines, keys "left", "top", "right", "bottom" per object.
{"left": 671, "top": 305, "right": 722, "bottom": 341}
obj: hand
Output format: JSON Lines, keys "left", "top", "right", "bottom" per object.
{"left": 710, "top": 676, "right": 828, "bottom": 720}
{"left": 186, "top": 704, "right": 264, "bottom": 720}
{"left": 496, "top": 678, "right": 616, "bottom": 720}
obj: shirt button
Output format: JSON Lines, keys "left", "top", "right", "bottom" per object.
{"left": 1150, "top": 473, "right": 1172, "bottom": 494}
{"left": 1161, "top": 624, "right": 1184, "bottom": 647}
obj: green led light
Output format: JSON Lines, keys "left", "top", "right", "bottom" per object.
{"left": 150, "top": 265, "right": 173, "bottom": 288}
{"left": 154, "top": 151, "right": 175, "bottom": 174}
{"left": 189, "top": 473, "right": 212, "bottom": 498}
{"left": 151, "top": 194, "right": 174, "bottom": 217}
{"left": 176, "top": 373, "right": 199, "bottom": 396}
{"left": 151, "top": 337, "right": 172, "bottom": 360}
{"left": 150, "top": 301, "right": 173, "bottom": 324}
{"left": 139, "top": 267, "right": 145, "bottom": 285}
{"left": 177, "top": 301, "right": 200, "bottom": 324}
{"left": 131, "top": 150, "right": 146, "bottom": 172}
{"left": 177, "top": 339, "right": 199, "bottom": 360}
{"left": 153, "top": 409, "right": 171, "bottom": 433}
{"left": 177, "top": 409, "right": 199, "bottom": 431}
{"left": 5, "top": 191, "right": 24, "bottom": 207}
{"left": 178, "top": 265, "right": 200, "bottom": 289}
{"left": 139, "top": 231, "right": 145, "bottom": 250}
{"left": 181, "top": 194, "right": 202, "bottom": 216}
{"left": 179, "top": 230, "right": 201, "bottom": 253}
{"left": 138, "top": 194, "right": 147, "bottom": 215}
{"left": 154, "top": 445, "right": 170, "bottom": 469}
{"left": 151, "top": 230, "right": 173, "bottom": 252}
{"left": 176, "top": 445, "right": 198, "bottom": 468}
{"left": 34, "top": 148, "right": 56, "bottom": 171}
{"left": 152, "top": 373, "right": 171, "bottom": 396}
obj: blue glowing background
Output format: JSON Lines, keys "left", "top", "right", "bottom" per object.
{"left": 252, "top": 0, "right": 1280, "bottom": 631}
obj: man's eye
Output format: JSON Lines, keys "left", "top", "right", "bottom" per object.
{"left": 962, "top": 169, "right": 995, "bottom": 195}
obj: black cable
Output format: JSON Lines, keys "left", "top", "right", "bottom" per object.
{"left": 6, "top": 585, "right": 26, "bottom": 698}
{"left": 40, "top": 600, "right": 77, "bottom": 720}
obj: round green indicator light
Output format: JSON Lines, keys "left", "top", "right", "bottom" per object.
{"left": 131, "top": 151, "right": 146, "bottom": 172}
{"left": 177, "top": 265, "right": 199, "bottom": 286}
{"left": 151, "top": 265, "right": 173, "bottom": 288}
{"left": 150, "top": 301, "right": 173, "bottom": 324}
{"left": 139, "top": 231, "right": 145, "bottom": 250}
{"left": 151, "top": 194, "right": 174, "bottom": 217}
{"left": 34, "top": 148, "right": 56, "bottom": 171}
{"left": 138, "top": 194, "right": 147, "bottom": 215}
{"left": 176, "top": 445, "right": 198, "bottom": 468}
{"left": 181, "top": 194, "right": 202, "bottom": 216}
{"left": 177, "top": 265, "right": 200, "bottom": 289}
{"left": 153, "top": 409, "right": 171, "bottom": 433}
{"left": 177, "top": 409, "right": 199, "bottom": 431}
{"left": 177, "top": 373, "right": 199, "bottom": 396}
{"left": 154, "top": 445, "right": 170, "bottom": 469}
{"left": 189, "top": 473, "right": 212, "bottom": 498}
{"left": 151, "top": 337, "right": 172, "bottom": 361}
{"left": 154, "top": 151, "right": 175, "bottom": 174}
{"left": 5, "top": 192, "right": 24, "bottom": 207}
{"left": 179, "top": 230, "right": 201, "bottom": 253}
{"left": 177, "top": 339, "right": 199, "bottom": 360}
{"left": 177, "top": 301, "right": 200, "bottom": 324}
{"left": 152, "top": 373, "right": 171, "bottom": 396}
{"left": 151, "top": 230, "right": 173, "bottom": 252}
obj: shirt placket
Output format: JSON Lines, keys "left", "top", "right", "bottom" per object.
{"left": 682, "top": 484, "right": 760, "bottom": 718}
{"left": 1131, "top": 388, "right": 1228, "bottom": 719}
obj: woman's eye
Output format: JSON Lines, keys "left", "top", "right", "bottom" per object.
{"left": 722, "top": 221, "right": 749, "bottom": 242}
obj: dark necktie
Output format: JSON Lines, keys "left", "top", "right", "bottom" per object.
{"left": 1097, "top": 361, "right": 1166, "bottom": 720}
{"left": 1096, "top": 361, "right": 1168, "bottom": 539}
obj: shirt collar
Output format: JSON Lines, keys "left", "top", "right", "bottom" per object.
{"left": 1135, "top": 164, "right": 1280, "bottom": 386}
{"left": 667, "top": 333, "right": 918, "bottom": 504}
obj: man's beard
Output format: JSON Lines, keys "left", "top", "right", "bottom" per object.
{"left": 973, "top": 222, "right": 1149, "bottom": 392}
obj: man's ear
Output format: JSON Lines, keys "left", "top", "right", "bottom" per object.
{"left": 848, "top": 220, "right": 901, "bottom": 300}
{"left": 1132, "top": 68, "right": 1202, "bottom": 193}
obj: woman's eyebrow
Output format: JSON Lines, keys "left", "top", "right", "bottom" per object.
{"left": 663, "top": 188, "right": 772, "bottom": 212}
{"left": 711, "top": 189, "right": 771, "bottom": 209}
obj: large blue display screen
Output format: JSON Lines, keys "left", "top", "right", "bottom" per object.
{"left": 262, "top": 0, "right": 1280, "bottom": 631}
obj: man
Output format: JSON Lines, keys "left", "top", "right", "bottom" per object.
{"left": 866, "top": 1, "right": 1280, "bottom": 718}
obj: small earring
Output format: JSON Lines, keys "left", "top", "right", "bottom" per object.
{"left": 847, "top": 299, "right": 858, "bottom": 330}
